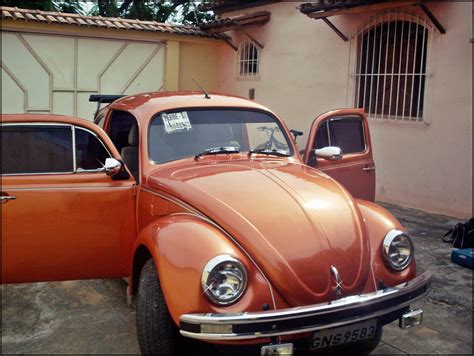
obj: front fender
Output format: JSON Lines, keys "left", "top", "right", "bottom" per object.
{"left": 131, "top": 213, "right": 275, "bottom": 326}
{"left": 356, "top": 200, "right": 416, "bottom": 291}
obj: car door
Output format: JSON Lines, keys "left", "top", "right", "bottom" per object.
{"left": 303, "top": 109, "right": 376, "bottom": 201}
{"left": 1, "top": 119, "right": 136, "bottom": 284}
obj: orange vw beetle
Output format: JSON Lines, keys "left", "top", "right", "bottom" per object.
{"left": 1, "top": 92, "right": 431, "bottom": 355}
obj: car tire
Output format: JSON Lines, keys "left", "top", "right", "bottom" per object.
{"left": 136, "top": 258, "right": 179, "bottom": 355}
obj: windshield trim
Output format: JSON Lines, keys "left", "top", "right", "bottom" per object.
{"left": 147, "top": 107, "right": 295, "bottom": 165}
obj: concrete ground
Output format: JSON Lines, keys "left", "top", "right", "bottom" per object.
{"left": 1, "top": 203, "right": 472, "bottom": 354}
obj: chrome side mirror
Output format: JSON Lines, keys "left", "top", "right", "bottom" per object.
{"left": 314, "top": 146, "right": 343, "bottom": 161}
{"left": 104, "top": 158, "right": 122, "bottom": 177}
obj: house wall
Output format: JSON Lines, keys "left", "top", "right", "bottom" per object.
{"left": 1, "top": 20, "right": 221, "bottom": 120}
{"left": 179, "top": 42, "right": 220, "bottom": 91}
{"left": 218, "top": 1, "right": 472, "bottom": 218}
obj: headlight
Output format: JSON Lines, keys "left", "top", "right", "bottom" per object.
{"left": 383, "top": 229, "right": 414, "bottom": 271}
{"left": 201, "top": 255, "right": 248, "bottom": 305}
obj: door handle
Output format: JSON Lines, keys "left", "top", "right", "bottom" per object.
{"left": 1, "top": 195, "right": 16, "bottom": 203}
{"left": 362, "top": 166, "right": 376, "bottom": 172}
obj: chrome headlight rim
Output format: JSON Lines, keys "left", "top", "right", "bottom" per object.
{"left": 383, "top": 229, "right": 414, "bottom": 271}
{"left": 201, "top": 254, "right": 248, "bottom": 306}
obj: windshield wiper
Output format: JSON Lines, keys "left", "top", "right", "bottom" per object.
{"left": 248, "top": 148, "right": 291, "bottom": 157}
{"left": 195, "top": 146, "right": 240, "bottom": 159}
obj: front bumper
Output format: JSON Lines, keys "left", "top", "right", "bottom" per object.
{"left": 180, "top": 270, "right": 431, "bottom": 341}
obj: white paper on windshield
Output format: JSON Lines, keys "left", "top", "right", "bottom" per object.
{"left": 162, "top": 112, "right": 192, "bottom": 134}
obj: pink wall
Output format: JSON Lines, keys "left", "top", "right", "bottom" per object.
{"left": 218, "top": 1, "right": 472, "bottom": 218}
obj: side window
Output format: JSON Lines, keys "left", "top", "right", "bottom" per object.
{"left": 315, "top": 121, "right": 329, "bottom": 149}
{"left": 75, "top": 128, "right": 110, "bottom": 171}
{"left": 1, "top": 124, "right": 112, "bottom": 175}
{"left": 1, "top": 125, "right": 74, "bottom": 174}
{"left": 314, "top": 116, "right": 365, "bottom": 154}
{"left": 108, "top": 110, "right": 136, "bottom": 152}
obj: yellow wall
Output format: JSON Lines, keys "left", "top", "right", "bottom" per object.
{"left": 164, "top": 40, "right": 180, "bottom": 91}
{"left": 178, "top": 42, "right": 220, "bottom": 91}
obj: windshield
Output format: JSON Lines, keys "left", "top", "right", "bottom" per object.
{"left": 148, "top": 109, "right": 293, "bottom": 163}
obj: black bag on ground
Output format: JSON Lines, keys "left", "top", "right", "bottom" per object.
{"left": 442, "top": 218, "right": 474, "bottom": 249}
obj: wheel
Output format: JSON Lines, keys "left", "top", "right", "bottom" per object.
{"left": 136, "top": 259, "right": 179, "bottom": 355}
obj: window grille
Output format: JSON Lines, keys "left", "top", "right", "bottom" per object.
{"left": 237, "top": 41, "right": 259, "bottom": 77}
{"left": 352, "top": 11, "right": 433, "bottom": 122}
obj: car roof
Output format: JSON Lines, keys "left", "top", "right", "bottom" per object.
{"left": 108, "top": 91, "right": 275, "bottom": 122}
{"left": 1, "top": 114, "right": 100, "bottom": 130}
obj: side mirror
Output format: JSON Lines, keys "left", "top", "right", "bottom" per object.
{"left": 314, "top": 146, "right": 343, "bottom": 161}
{"left": 104, "top": 158, "right": 122, "bottom": 177}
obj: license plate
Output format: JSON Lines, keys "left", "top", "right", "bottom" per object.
{"left": 310, "top": 319, "right": 377, "bottom": 350}
{"left": 261, "top": 343, "right": 294, "bottom": 355}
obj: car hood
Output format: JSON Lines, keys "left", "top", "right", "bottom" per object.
{"left": 147, "top": 159, "right": 371, "bottom": 306}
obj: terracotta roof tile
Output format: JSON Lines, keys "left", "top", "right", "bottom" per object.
{"left": 25, "top": 12, "right": 36, "bottom": 21}
{"left": 0, "top": 6, "right": 222, "bottom": 39}
{"left": 2, "top": 9, "right": 13, "bottom": 19}
{"left": 76, "top": 18, "right": 88, "bottom": 26}
{"left": 13, "top": 10, "right": 25, "bottom": 19}
{"left": 85, "top": 18, "right": 96, "bottom": 26}
{"left": 56, "top": 16, "right": 68, "bottom": 24}
{"left": 95, "top": 19, "right": 107, "bottom": 26}
{"left": 35, "top": 13, "right": 47, "bottom": 21}
{"left": 45, "top": 14, "right": 57, "bottom": 22}
{"left": 102, "top": 19, "right": 114, "bottom": 28}
{"left": 113, "top": 21, "right": 126, "bottom": 29}
{"left": 121, "top": 21, "right": 134, "bottom": 29}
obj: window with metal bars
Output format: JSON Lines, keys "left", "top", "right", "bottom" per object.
{"left": 355, "top": 15, "right": 429, "bottom": 122}
{"left": 237, "top": 41, "right": 259, "bottom": 77}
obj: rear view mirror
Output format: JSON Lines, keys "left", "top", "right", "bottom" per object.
{"left": 104, "top": 158, "right": 122, "bottom": 176}
{"left": 314, "top": 146, "right": 343, "bottom": 161}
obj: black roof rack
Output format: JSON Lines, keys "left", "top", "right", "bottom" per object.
{"left": 89, "top": 94, "right": 126, "bottom": 103}
{"left": 89, "top": 95, "right": 126, "bottom": 117}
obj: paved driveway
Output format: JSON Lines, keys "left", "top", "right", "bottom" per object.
{"left": 1, "top": 203, "right": 472, "bottom": 354}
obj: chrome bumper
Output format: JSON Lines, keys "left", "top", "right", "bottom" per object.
{"left": 180, "top": 270, "right": 431, "bottom": 341}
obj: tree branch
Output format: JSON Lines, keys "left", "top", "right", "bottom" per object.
{"left": 119, "top": 0, "right": 133, "bottom": 13}
{"left": 133, "top": 0, "right": 145, "bottom": 20}
{"left": 161, "top": 0, "right": 187, "bottom": 23}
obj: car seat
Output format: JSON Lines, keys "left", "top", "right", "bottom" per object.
{"left": 121, "top": 123, "right": 139, "bottom": 181}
